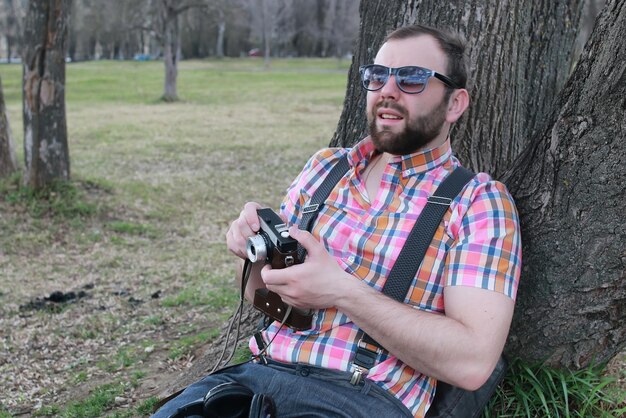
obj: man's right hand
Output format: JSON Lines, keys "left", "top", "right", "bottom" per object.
{"left": 226, "top": 202, "right": 263, "bottom": 260}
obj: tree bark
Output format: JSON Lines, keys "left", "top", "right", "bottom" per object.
{"left": 161, "top": 3, "right": 180, "bottom": 102}
{"left": 331, "top": 0, "right": 585, "bottom": 178}
{"left": 215, "top": 8, "right": 226, "bottom": 59}
{"left": 0, "top": 75, "right": 18, "bottom": 177}
{"left": 22, "top": 0, "right": 71, "bottom": 189}
{"left": 503, "top": 0, "right": 626, "bottom": 368}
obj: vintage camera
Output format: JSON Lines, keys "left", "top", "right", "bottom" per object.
{"left": 246, "top": 208, "right": 312, "bottom": 330}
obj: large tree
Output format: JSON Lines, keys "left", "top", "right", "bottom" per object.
{"left": 153, "top": 0, "right": 625, "bottom": 403}
{"left": 503, "top": 0, "right": 625, "bottom": 368}
{"left": 22, "top": 0, "right": 71, "bottom": 189}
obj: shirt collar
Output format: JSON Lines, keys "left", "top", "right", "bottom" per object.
{"left": 347, "top": 136, "right": 452, "bottom": 177}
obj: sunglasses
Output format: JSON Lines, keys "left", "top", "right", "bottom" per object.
{"left": 359, "top": 64, "right": 459, "bottom": 94}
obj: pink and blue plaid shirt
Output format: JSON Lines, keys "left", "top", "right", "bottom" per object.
{"left": 250, "top": 137, "right": 522, "bottom": 417}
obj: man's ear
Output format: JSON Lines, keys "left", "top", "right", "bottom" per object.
{"left": 446, "top": 88, "right": 469, "bottom": 123}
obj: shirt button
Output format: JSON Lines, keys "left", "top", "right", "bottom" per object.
{"left": 348, "top": 255, "right": 356, "bottom": 263}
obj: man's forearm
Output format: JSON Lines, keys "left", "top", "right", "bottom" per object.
{"left": 335, "top": 277, "right": 513, "bottom": 390}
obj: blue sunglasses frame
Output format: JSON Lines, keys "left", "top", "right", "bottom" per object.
{"left": 359, "top": 64, "right": 460, "bottom": 94}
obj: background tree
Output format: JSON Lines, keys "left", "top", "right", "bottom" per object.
{"left": 332, "top": 0, "right": 624, "bottom": 369}
{"left": 22, "top": 0, "right": 71, "bottom": 189}
{"left": 0, "top": 0, "right": 26, "bottom": 63}
{"left": 2, "top": 0, "right": 360, "bottom": 63}
{"left": 0, "top": 74, "right": 18, "bottom": 177}
{"left": 149, "top": 0, "right": 214, "bottom": 101}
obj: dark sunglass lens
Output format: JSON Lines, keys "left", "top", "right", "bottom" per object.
{"left": 362, "top": 65, "right": 388, "bottom": 91}
{"left": 397, "top": 67, "right": 428, "bottom": 93}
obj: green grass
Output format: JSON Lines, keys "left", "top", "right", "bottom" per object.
{"left": 484, "top": 359, "right": 626, "bottom": 417}
{"left": 160, "top": 287, "right": 235, "bottom": 308}
{"left": 0, "top": 173, "right": 99, "bottom": 218}
{"left": 168, "top": 329, "right": 221, "bottom": 360}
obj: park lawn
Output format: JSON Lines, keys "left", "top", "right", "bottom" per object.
{"left": 0, "top": 57, "right": 348, "bottom": 416}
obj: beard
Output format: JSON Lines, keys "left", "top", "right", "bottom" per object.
{"left": 368, "top": 99, "right": 448, "bottom": 155}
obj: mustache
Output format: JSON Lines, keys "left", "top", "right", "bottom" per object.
{"left": 374, "top": 100, "right": 408, "bottom": 117}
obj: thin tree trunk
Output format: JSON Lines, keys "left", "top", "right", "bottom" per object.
{"left": 503, "top": 0, "right": 626, "bottom": 368}
{"left": 262, "top": 0, "right": 271, "bottom": 69}
{"left": 22, "top": 0, "right": 71, "bottom": 189}
{"left": 0, "top": 75, "right": 18, "bottom": 177}
{"left": 216, "top": 8, "right": 226, "bottom": 59}
{"left": 161, "top": 6, "right": 179, "bottom": 102}
{"left": 331, "top": 0, "right": 585, "bottom": 178}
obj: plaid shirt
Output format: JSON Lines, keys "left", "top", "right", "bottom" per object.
{"left": 249, "top": 137, "right": 521, "bottom": 417}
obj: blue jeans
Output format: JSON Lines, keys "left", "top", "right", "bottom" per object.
{"left": 152, "top": 359, "right": 413, "bottom": 418}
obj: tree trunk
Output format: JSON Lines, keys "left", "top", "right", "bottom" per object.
{"left": 261, "top": 0, "right": 272, "bottom": 69}
{"left": 503, "top": 0, "right": 626, "bottom": 368}
{"left": 0, "top": 75, "right": 18, "bottom": 177}
{"left": 161, "top": 7, "right": 179, "bottom": 102}
{"left": 331, "top": 0, "right": 585, "bottom": 178}
{"left": 22, "top": 0, "right": 71, "bottom": 189}
{"left": 216, "top": 8, "right": 226, "bottom": 59}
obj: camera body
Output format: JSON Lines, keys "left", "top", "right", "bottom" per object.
{"left": 246, "top": 208, "right": 312, "bottom": 330}
{"left": 246, "top": 208, "right": 302, "bottom": 269}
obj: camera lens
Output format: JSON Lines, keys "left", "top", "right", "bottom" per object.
{"left": 246, "top": 234, "right": 269, "bottom": 263}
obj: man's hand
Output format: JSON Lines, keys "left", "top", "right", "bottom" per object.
{"left": 226, "top": 202, "right": 263, "bottom": 260}
{"left": 260, "top": 226, "right": 354, "bottom": 310}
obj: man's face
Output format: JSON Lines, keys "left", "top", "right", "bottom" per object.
{"left": 366, "top": 36, "right": 451, "bottom": 155}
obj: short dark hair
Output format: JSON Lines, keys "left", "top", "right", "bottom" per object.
{"left": 384, "top": 24, "right": 468, "bottom": 90}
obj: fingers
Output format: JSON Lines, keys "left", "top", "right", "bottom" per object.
{"left": 226, "top": 202, "right": 262, "bottom": 259}
{"left": 288, "top": 226, "right": 320, "bottom": 257}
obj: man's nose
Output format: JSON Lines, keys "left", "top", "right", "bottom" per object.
{"left": 379, "top": 74, "right": 400, "bottom": 100}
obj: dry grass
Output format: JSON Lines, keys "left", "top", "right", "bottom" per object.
{"left": 0, "top": 58, "right": 346, "bottom": 416}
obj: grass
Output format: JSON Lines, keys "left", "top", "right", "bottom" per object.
{"left": 484, "top": 359, "right": 625, "bottom": 417}
{"left": 0, "top": 57, "right": 345, "bottom": 416}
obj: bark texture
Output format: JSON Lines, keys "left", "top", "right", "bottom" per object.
{"left": 22, "top": 0, "right": 71, "bottom": 189}
{"left": 0, "top": 75, "right": 18, "bottom": 177}
{"left": 503, "top": 0, "right": 626, "bottom": 368}
{"left": 331, "top": 0, "right": 584, "bottom": 178}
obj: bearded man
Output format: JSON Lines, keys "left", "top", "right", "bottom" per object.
{"left": 153, "top": 24, "right": 521, "bottom": 418}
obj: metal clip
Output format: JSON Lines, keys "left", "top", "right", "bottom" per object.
{"left": 357, "top": 338, "right": 383, "bottom": 355}
{"left": 427, "top": 195, "right": 453, "bottom": 206}
{"left": 350, "top": 364, "right": 368, "bottom": 385}
{"left": 302, "top": 204, "right": 320, "bottom": 214}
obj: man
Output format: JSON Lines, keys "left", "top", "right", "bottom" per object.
{"left": 153, "top": 24, "right": 521, "bottom": 418}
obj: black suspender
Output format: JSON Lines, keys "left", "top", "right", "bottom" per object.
{"left": 297, "top": 155, "right": 351, "bottom": 260}
{"left": 352, "top": 166, "right": 475, "bottom": 383}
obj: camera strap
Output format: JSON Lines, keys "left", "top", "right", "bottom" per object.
{"left": 350, "top": 166, "right": 475, "bottom": 384}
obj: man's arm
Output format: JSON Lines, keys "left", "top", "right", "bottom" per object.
{"left": 261, "top": 226, "right": 515, "bottom": 391}
{"left": 336, "top": 279, "right": 513, "bottom": 390}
